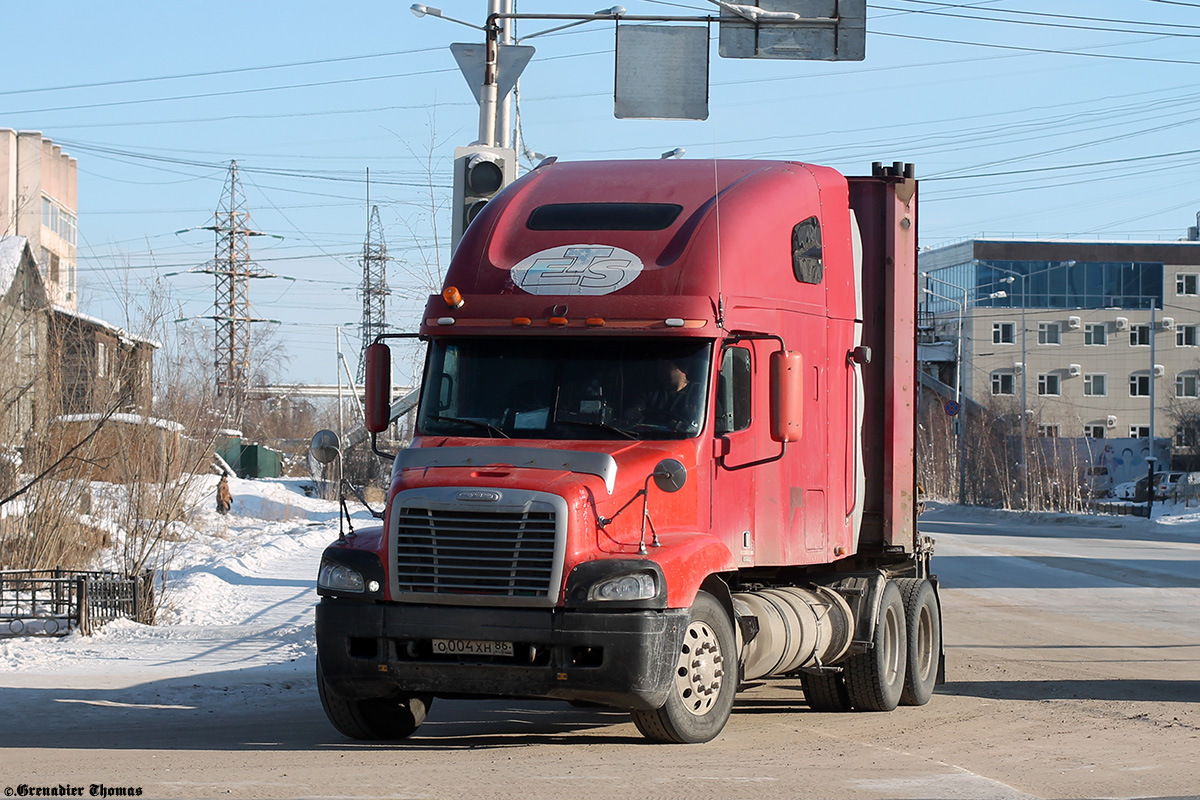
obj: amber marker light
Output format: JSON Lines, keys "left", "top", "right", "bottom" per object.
{"left": 548, "top": 316, "right": 569, "bottom": 326}
{"left": 512, "top": 317, "right": 532, "bottom": 327}
{"left": 586, "top": 317, "right": 606, "bottom": 327}
{"left": 442, "top": 286, "right": 465, "bottom": 309}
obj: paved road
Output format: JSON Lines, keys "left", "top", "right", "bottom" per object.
{"left": 1, "top": 506, "right": 1198, "bottom": 799}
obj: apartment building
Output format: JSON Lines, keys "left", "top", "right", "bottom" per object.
{"left": 920, "top": 237, "right": 1200, "bottom": 445}
{"left": 0, "top": 129, "right": 78, "bottom": 309}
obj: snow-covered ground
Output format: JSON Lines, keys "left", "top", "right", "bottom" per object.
{"left": 0, "top": 474, "right": 369, "bottom": 688}
{"left": 2, "top": 479, "right": 1199, "bottom": 689}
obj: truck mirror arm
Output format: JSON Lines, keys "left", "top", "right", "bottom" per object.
{"left": 597, "top": 459, "right": 687, "bottom": 553}
{"left": 718, "top": 331, "right": 789, "bottom": 472}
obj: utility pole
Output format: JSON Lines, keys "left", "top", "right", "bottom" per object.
{"left": 194, "top": 160, "right": 281, "bottom": 423}
{"left": 357, "top": 201, "right": 390, "bottom": 386}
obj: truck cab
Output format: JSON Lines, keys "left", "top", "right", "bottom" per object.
{"left": 314, "top": 159, "right": 939, "bottom": 743}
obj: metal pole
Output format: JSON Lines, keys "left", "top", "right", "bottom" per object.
{"left": 1148, "top": 301, "right": 1157, "bottom": 505}
{"left": 1019, "top": 282, "right": 1028, "bottom": 508}
{"left": 499, "top": 0, "right": 514, "bottom": 148}
{"left": 336, "top": 326, "right": 344, "bottom": 491}
{"left": 480, "top": 1, "right": 503, "bottom": 146}
{"left": 957, "top": 289, "right": 966, "bottom": 505}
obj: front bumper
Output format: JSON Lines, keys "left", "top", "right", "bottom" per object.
{"left": 315, "top": 598, "right": 688, "bottom": 710}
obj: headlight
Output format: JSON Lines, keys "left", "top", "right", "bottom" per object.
{"left": 587, "top": 572, "right": 657, "bottom": 602}
{"left": 318, "top": 560, "right": 365, "bottom": 593}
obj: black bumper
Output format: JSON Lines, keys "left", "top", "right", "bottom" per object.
{"left": 315, "top": 598, "right": 688, "bottom": 711}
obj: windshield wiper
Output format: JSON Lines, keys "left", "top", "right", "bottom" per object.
{"left": 555, "top": 419, "right": 639, "bottom": 440}
{"left": 429, "top": 415, "right": 509, "bottom": 438}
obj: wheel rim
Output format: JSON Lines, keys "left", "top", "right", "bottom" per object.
{"left": 914, "top": 604, "right": 934, "bottom": 681}
{"left": 674, "top": 619, "right": 725, "bottom": 716}
{"left": 882, "top": 603, "right": 903, "bottom": 686}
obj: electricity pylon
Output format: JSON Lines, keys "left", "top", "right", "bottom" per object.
{"left": 357, "top": 204, "right": 390, "bottom": 385}
{"left": 194, "top": 160, "right": 280, "bottom": 422}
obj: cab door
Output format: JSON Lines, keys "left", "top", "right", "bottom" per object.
{"left": 711, "top": 343, "right": 756, "bottom": 564}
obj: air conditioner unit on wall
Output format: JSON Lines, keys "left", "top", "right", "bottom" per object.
{"left": 1068, "top": 315, "right": 1081, "bottom": 329}
{"left": 1162, "top": 317, "right": 1175, "bottom": 329}
{"left": 1068, "top": 364, "right": 1081, "bottom": 376}
{"left": 1115, "top": 317, "right": 1129, "bottom": 330}
{"left": 1154, "top": 364, "right": 1165, "bottom": 377}
{"left": 1013, "top": 362, "right": 1023, "bottom": 375}
{"left": 1106, "top": 415, "right": 1117, "bottom": 428}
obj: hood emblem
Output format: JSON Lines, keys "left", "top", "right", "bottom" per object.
{"left": 457, "top": 490, "right": 502, "bottom": 502}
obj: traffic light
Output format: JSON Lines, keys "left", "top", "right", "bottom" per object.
{"left": 452, "top": 145, "right": 517, "bottom": 251}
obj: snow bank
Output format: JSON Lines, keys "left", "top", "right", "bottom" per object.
{"left": 0, "top": 474, "right": 372, "bottom": 683}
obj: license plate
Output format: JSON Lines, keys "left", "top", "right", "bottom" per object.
{"left": 432, "top": 638, "right": 514, "bottom": 657}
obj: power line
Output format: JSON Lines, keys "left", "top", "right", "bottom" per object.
{"left": 872, "top": 30, "right": 1200, "bottom": 65}
{"left": 0, "top": 46, "right": 446, "bottom": 98}
{"left": 877, "top": 0, "right": 1200, "bottom": 34}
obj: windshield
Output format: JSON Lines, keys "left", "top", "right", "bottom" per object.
{"left": 417, "top": 337, "right": 712, "bottom": 440}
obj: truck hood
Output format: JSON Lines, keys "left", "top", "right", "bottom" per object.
{"left": 393, "top": 438, "right": 693, "bottom": 499}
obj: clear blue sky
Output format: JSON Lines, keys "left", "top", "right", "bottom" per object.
{"left": 6, "top": 1, "right": 1200, "bottom": 386}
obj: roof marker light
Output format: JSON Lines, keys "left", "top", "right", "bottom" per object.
{"left": 665, "top": 318, "right": 685, "bottom": 328}
{"left": 586, "top": 318, "right": 606, "bottom": 327}
{"left": 442, "top": 286, "right": 464, "bottom": 309}
{"left": 437, "top": 317, "right": 456, "bottom": 326}
{"left": 548, "top": 317, "right": 569, "bottom": 327}
{"left": 512, "top": 317, "right": 532, "bottom": 327}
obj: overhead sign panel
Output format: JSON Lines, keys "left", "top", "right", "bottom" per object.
{"left": 718, "top": 0, "right": 866, "bottom": 61}
{"left": 614, "top": 25, "right": 709, "bottom": 121}
{"left": 450, "top": 43, "right": 536, "bottom": 104}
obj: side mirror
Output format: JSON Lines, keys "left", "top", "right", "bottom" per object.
{"left": 769, "top": 350, "right": 804, "bottom": 443}
{"left": 364, "top": 342, "right": 392, "bottom": 433}
{"left": 652, "top": 458, "right": 687, "bottom": 493}
{"left": 310, "top": 429, "right": 341, "bottom": 464}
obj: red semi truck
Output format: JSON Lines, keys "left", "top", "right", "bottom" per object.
{"left": 314, "top": 158, "right": 940, "bottom": 743}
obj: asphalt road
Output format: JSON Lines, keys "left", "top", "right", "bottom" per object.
{"left": 2, "top": 506, "right": 1198, "bottom": 800}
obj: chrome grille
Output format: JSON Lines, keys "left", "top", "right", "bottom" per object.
{"left": 393, "top": 505, "right": 559, "bottom": 600}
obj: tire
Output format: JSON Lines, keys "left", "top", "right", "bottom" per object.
{"left": 317, "top": 657, "right": 432, "bottom": 740}
{"left": 631, "top": 591, "right": 737, "bottom": 743}
{"left": 844, "top": 580, "right": 907, "bottom": 712}
{"left": 896, "top": 578, "right": 941, "bottom": 706}
{"left": 800, "top": 671, "right": 852, "bottom": 712}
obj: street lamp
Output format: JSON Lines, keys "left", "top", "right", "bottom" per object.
{"left": 986, "top": 261, "right": 1079, "bottom": 508}
{"left": 409, "top": 4, "right": 485, "bottom": 29}
{"left": 922, "top": 280, "right": 1008, "bottom": 506}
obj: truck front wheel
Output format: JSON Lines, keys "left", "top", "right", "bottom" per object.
{"left": 631, "top": 591, "right": 736, "bottom": 743}
{"left": 317, "top": 657, "right": 432, "bottom": 740}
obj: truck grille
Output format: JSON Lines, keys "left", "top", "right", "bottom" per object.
{"left": 393, "top": 504, "right": 560, "bottom": 601}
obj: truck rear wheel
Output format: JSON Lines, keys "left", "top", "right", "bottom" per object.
{"left": 800, "top": 671, "right": 852, "bottom": 712}
{"left": 844, "top": 580, "right": 907, "bottom": 712}
{"left": 631, "top": 591, "right": 736, "bottom": 743}
{"left": 896, "top": 578, "right": 940, "bottom": 706}
{"left": 317, "top": 657, "right": 432, "bottom": 740}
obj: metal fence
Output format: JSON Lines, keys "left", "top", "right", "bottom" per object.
{"left": 1087, "top": 501, "right": 1151, "bottom": 518}
{"left": 0, "top": 569, "right": 155, "bottom": 636}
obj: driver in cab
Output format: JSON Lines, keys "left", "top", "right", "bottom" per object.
{"left": 623, "top": 359, "right": 705, "bottom": 434}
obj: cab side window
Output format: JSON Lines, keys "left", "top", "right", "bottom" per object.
{"left": 715, "top": 346, "right": 752, "bottom": 435}
{"left": 792, "top": 216, "right": 823, "bottom": 284}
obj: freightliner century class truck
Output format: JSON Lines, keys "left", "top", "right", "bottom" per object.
{"left": 313, "top": 158, "right": 941, "bottom": 743}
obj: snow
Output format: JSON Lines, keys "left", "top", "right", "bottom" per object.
{"left": 0, "top": 235, "right": 28, "bottom": 294}
{"left": 53, "top": 412, "right": 185, "bottom": 432}
{"left": 50, "top": 303, "right": 162, "bottom": 349}
{"left": 1, "top": 477, "right": 1198, "bottom": 698}
{"left": 0, "top": 474, "right": 369, "bottom": 689}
